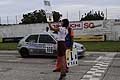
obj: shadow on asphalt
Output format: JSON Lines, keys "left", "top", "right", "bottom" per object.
{"left": 18, "top": 55, "right": 57, "bottom": 59}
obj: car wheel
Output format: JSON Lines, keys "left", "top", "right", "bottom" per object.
{"left": 19, "top": 48, "right": 29, "bottom": 58}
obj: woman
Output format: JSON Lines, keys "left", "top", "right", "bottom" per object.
{"left": 48, "top": 19, "right": 69, "bottom": 80}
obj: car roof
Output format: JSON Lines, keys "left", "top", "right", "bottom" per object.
{"left": 29, "top": 32, "right": 51, "bottom": 35}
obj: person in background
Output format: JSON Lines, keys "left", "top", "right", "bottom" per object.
{"left": 46, "top": 27, "right": 49, "bottom": 32}
{"left": 48, "top": 19, "right": 69, "bottom": 80}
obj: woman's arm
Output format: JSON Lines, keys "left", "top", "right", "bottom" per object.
{"left": 48, "top": 22, "right": 59, "bottom": 32}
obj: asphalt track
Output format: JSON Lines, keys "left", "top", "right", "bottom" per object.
{"left": 0, "top": 51, "right": 120, "bottom": 80}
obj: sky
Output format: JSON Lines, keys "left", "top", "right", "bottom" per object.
{"left": 0, "top": 0, "right": 120, "bottom": 24}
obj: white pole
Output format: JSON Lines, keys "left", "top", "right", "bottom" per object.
{"left": 106, "top": 8, "right": 107, "bottom": 20}
{"left": 67, "top": 11, "right": 68, "bottom": 19}
{"left": 0, "top": 16, "right": 1, "bottom": 24}
{"left": 79, "top": 10, "right": 81, "bottom": 21}
{"left": 7, "top": 16, "right": 9, "bottom": 24}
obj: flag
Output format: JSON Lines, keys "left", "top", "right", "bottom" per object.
{"left": 44, "top": 0, "right": 51, "bottom": 6}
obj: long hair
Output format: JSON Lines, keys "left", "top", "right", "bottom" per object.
{"left": 61, "top": 19, "right": 69, "bottom": 28}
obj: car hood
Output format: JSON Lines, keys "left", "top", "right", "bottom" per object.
{"left": 73, "top": 42, "right": 84, "bottom": 47}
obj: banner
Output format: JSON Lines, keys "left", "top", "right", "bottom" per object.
{"left": 51, "top": 21, "right": 103, "bottom": 30}
{"left": 51, "top": 22, "right": 83, "bottom": 30}
{"left": 74, "top": 35, "right": 105, "bottom": 41}
{"left": 66, "top": 48, "right": 78, "bottom": 67}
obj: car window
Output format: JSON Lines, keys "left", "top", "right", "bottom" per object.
{"left": 25, "top": 35, "right": 38, "bottom": 43}
{"left": 39, "top": 34, "right": 55, "bottom": 43}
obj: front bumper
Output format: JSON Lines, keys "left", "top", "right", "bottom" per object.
{"left": 77, "top": 49, "right": 86, "bottom": 57}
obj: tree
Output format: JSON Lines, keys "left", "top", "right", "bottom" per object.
{"left": 81, "top": 11, "right": 104, "bottom": 21}
{"left": 52, "top": 11, "right": 62, "bottom": 22}
{"left": 20, "top": 9, "right": 62, "bottom": 24}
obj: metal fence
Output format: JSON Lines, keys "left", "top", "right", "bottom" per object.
{"left": 0, "top": 15, "right": 22, "bottom": 25}
{"left": 65, "top": 8, "right": 120, "bottom": 21}
{"left": 1, "top": 8, "right": 120, "bottom": 24}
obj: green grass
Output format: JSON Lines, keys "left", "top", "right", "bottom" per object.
{"left": 0, "top": 38, "right": 2, "bottom": 42}
{"left": 79, "top": 41, "right": 120, "bottom": 52}
{"left": 0, "top": 43, "right": 17, "bottom": 50}
{"left": 0, "top": 41, "right": 120, "bottom": 52}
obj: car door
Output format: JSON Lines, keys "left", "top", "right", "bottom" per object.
{"left": 38, "top": 34, "right": 57, "bottom": 55}
{"left": 25, "top": 34, "right": 39, "bottom": 55}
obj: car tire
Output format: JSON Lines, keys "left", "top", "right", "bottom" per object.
{"left": 19, "top": 48, "right": 29, "bottom": 58}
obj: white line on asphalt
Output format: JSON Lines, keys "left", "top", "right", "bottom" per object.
{"left": 83, "top": 75, "right": 93, "bottom": 78}
{"left": 96, "top": 56, "right": 103, "bottom": 61}
{"left": 95, "top": 64, "right": 109, "bottom": 67}
{"left": 87, "top": 71, "right": 95, "bottom": 74}
{"left": 84, "top": 56, "right": 103, "bottom": 63}
{"left": 98, "top": 67, "right": 107, "bottom": 70}
{"left": 0, "top": 55, "right": 16, "bottom": 57}
{"left": 98, "top": 62, "right": 110, "bottom": 65}
{"left": 93, "top": 73, "right": 102, "bottom": 76}
{"left": 93, "top": 66, "right": 101, "bottom": 68}
{"left": 81, "top": 79, "right": 89, "bottom": 80}
{"left": 90, "top": 68, "right": 98, "bottom": 71}
{"left": 81, "top": 54, "right": 115, "bottom": 80}
{"left": 95, "top": 70, "right": 105, "bottom": 73}
{"left": 90, "top": 78, "right": 100, "bottom": 80}
{"left": 84, "top": 61, "right": 98, "bottom": 63}
{"left": 7, "top": 58, "right": 23, "bottom": 62}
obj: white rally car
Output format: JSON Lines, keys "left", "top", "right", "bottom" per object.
{"left": 17, "top": 32, "right": 86, "bottom": 58}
